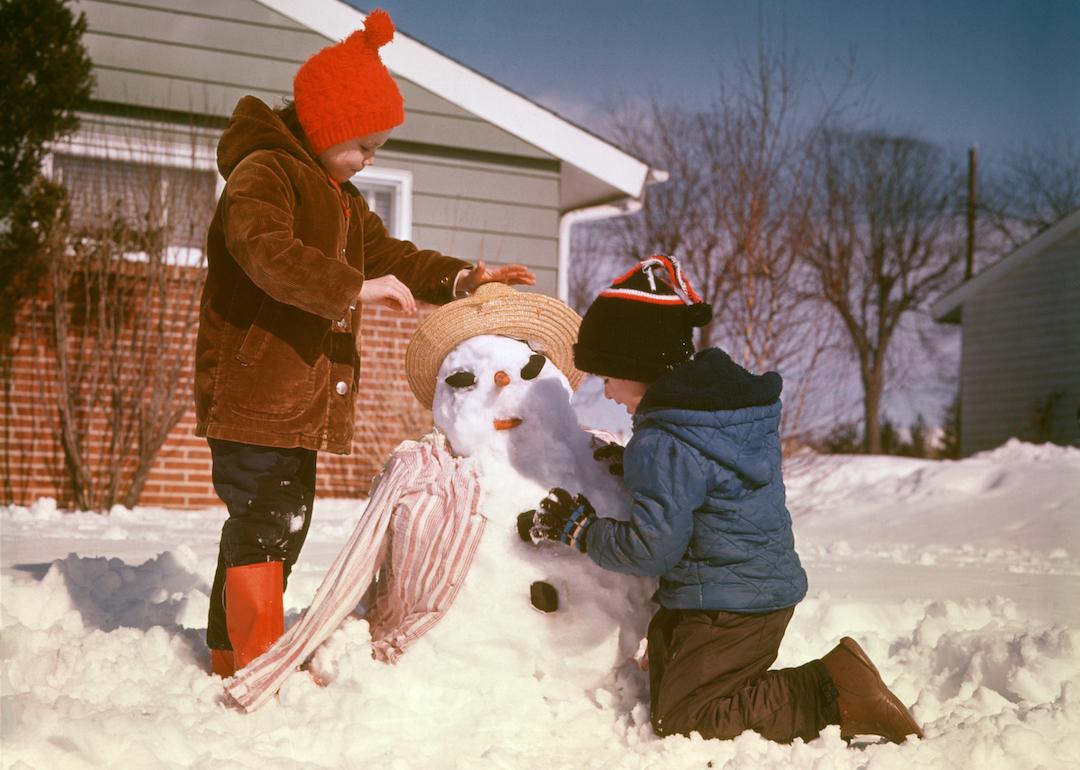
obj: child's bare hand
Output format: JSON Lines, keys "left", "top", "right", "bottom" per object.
{"left": 359, "top": 275, "right": 417, "bottom": 314}
{"left": 459, "top": 260, "right": 536, "bottom": 293}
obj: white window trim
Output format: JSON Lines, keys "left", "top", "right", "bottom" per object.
{"left": 349, "top": 166, "right": 413, "bottom": 242}
{"left": 47, "top": 113, "right": 223, "bottom": 195}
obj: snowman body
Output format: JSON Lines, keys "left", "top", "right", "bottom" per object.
{"left": 402, "top": 335, "right": 654, "bottom": 693}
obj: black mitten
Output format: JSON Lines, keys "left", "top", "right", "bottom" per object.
{"left": 522, "top": 487, "right": 596, "bottom": 552}
{"left": 592, "top": 442, "right": 625, "bottom": 476}
{"left": 516, "top": 510, "right": 535, "bottom": 542}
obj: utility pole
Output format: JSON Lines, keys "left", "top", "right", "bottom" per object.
{"left": 965, "top": 145, "right": 977, "bottom": 280}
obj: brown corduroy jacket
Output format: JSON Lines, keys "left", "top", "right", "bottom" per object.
{"left": 194, "top": 96, "right": 470, "bottom": 454}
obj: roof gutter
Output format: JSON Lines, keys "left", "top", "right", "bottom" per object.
{"left": 557, "top": 169, "right": 668, "bottom": 303}
{"left": 557, "top": 200, "right": 638, "bottom": 303}
{"left": 931, "top": 207, "right": 1080, "bottom": 323}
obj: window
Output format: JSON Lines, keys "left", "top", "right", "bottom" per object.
{"left": 48, "top": 117, "right": 220, "bottom": 267}
{"left": 349, "top": 166, "right": 413, "bottom": 241}
{"left": 53, "top": 153, "right": 217, "bottom": 262}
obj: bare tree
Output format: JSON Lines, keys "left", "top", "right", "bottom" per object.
{"left": 982, "top": 134, "right": 1080, "bottom": 249}
{"left": 804, "top": 129, "right": 964, "bottom": 453}
{"left": 590, "top": 99, "right": 732, "bottom": 326}
{"left": 573, "top": 47, "right": 851, "bottom": 441}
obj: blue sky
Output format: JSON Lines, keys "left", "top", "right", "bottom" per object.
{"left": 353, "top": 0, "right": 1079, "bottom": 164}
{"left": 346, "top": 0, "right": 1075, "bottom": 427}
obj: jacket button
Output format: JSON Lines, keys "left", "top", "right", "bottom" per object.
{"left": 335, "top": 381, "right": 348, "bottom": 396}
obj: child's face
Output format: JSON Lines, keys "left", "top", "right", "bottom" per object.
{"left": 318, "top": 128, "right": 393, "bottom": 182}
{"left": 602, "top": 377, "right": 650, "bottom": 415}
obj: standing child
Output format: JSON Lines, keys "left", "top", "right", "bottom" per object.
{"left": 522, "top": 255, "right": 922, "bottom": 744}
{"left": 196, "top": 9, "right": 533, "bottom": 677}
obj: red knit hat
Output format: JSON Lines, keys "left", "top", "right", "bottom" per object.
{"left": 293, "top": 9, "right": 404, "bottom": 155}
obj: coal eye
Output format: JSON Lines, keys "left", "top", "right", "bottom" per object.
{"left": 520, "top": 354, "right": 547, "bottom": 380}
{"left": 444, "top": 370, "right": 477, "bottom": 389}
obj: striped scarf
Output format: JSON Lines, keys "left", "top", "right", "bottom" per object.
{"left": 224, "top": 432, "right": 484, "bottom": 711}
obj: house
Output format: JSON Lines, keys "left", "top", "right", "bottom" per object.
{"left": 3, "top": 0, "right": 664, "bottom": 508}
{"left": 932, "top": 208, "right": 1080, "bottom": 456}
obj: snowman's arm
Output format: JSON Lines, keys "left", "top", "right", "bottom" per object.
{"left": 584, "top": 432, "right": 708, "bottom": 577}
{"left": 222, "top": 449, "right": 421, "bottom": 711}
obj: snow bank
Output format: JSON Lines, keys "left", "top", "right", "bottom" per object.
{"left": 2, "top": 440, "right": 1079, "bottom": 768}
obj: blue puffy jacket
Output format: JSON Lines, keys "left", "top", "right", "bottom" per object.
{"left": 584, "top": 348, "right": 807, "bottom": 613}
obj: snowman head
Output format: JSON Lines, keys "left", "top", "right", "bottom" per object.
{"left": 433, "top": 335, "right": 577, "bottom": 463}
{"left": 405, "top": 283, "right": 585, "bottom": 410}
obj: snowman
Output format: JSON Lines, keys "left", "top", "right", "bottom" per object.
{"left": 413, "top": 334, "right": 653, "bottom": 688}
{"left": 399, "top": 284, "right": 653, "bottom": 686}
{"left": 224, "top": 283, "right": 653, "bottom": 712}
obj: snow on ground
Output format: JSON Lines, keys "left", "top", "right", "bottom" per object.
{"left": 2, "top": 435, "right": 1079, "bottom": 769}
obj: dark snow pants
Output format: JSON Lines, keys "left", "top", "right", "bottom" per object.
{"left": 648, "top": 605, "right": 841, "bottom": 743}
{"left": 205, "top": 439, "right": 316, "bottom": 651}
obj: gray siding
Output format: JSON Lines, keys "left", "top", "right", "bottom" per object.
{"left": 960, "top": 226, "right": 1080, "bottom": 454}
{"left": 75, "top": 0, "right": 553, "bottom": 159}
{"left": 380, "top": 150, "right": 559, "bottom": 292}
{"left": 73, "top": 0, "right": 562, "bottom": 282}
{"left": 76, "top": 0, "right": 323, "bottom": 113}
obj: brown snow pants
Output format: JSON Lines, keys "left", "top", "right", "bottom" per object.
{"left": 648, "top": 605, "right": 840, "bottom": 743}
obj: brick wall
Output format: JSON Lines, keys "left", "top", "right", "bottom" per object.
{"left": 1, "top": 291, "right": 435, "bottom": 510}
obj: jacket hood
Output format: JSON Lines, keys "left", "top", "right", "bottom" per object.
{"left": 634, "top": 348, "right": 783, "bottom": 486}
{"left": 217, "top": 97, "right": 321, "bottom": 179}
{"left": 639, "top": 348, "right": 782, "bottom": 413}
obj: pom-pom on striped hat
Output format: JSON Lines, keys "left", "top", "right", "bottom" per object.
{"left": 574, "top": 255, "right": 712, "bottom": 382}
{"left": 293, "top": 9, "right": 404, "bottom": 154}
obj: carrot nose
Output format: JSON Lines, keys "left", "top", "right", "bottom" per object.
{"left": 494, "top": 370, "right": 511, "bottom": 387}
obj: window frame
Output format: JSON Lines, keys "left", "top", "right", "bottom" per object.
{"left": 349, "top": 166, "right": 413, "bottom": 242}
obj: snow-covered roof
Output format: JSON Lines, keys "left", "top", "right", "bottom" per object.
{"left": 253, "top": 0, "right": 666, "bottom": 211}
{"left": 932, "top": 207, "right": 1080, "bottom": 323}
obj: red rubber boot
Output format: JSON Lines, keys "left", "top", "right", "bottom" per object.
{"left": 210, "top": 648, "right": 236, "bottom": 678}
{"left": 225, "top": 561, "right": 285, "bottom": 671}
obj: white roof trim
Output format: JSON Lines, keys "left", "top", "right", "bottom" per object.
{"left": 932, "top": 207, "right": 1080, "bottom": 323}
{"left": 253, "top": 0, "right": 654, "bottom": 202}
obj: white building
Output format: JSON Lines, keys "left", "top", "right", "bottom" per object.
{"left": 933, "top": 209, "right": 1080, "bottom": 455}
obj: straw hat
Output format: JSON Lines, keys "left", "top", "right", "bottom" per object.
{"left": 405, "top": 283, "right": 585, "bottom": 408}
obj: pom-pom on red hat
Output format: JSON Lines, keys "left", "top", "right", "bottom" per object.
{"left": 293, "top": 9, "right": 404, "bottom": 155}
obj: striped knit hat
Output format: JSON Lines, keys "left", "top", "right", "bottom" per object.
{"left": 574, "top": 255, "right": 712, "bottom": 382}
{"left": 293, "top": 9, "right": 404, "bottom": 154}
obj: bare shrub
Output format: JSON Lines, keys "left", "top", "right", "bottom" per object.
{"left": 41, "top": 120, "right": 215, "bottom": 510}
